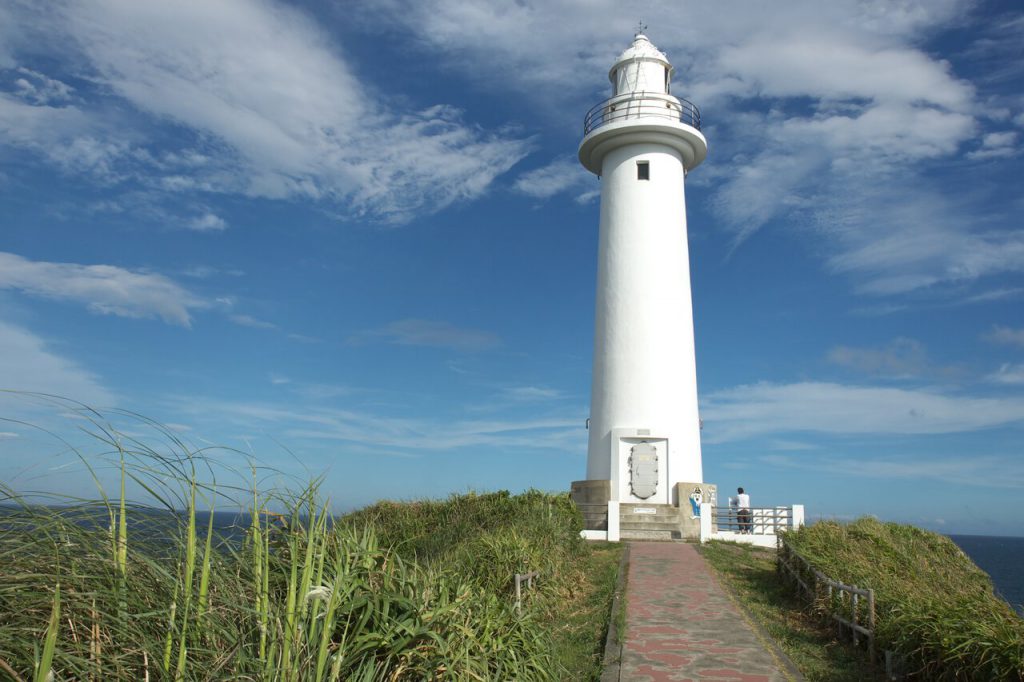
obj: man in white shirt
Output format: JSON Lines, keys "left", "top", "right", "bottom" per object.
{"left": 734, "top": 487, "right": 751, "bottom": 533}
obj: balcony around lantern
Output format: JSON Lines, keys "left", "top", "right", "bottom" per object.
{"left": 583, "top": 91, "right": 701, "bottom": 136}
{"left": 578, "top": 91, "right": 707, "bottom": 175}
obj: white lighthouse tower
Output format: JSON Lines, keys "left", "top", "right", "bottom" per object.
{"left": 572, "top": 32, "right": 712, "bottom": 537}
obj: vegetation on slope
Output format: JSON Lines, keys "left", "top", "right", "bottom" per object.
{"left": 700, "top": 541, "right": 885, "bottom": 682}
{"left": 346, "top": 491, "right": 623, "bottom": 676}
{"left": 0, "top": 409, "right": 620, "bottom": 681}
{"left": 785, "top": 517, "right": 1024, "bottom": 681}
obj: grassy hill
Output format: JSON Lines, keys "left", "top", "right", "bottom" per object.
{"left": 0, "top": 465, "right": 619, "bottom": 680}
{"left": 785, "top": 518, "right": 1024, "bottom": 680}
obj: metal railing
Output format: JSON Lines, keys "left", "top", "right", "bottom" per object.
{"left": 714, "top": 506, "right": 793, "bottom": 535}
{"left": 583, "top": 91, "right": 702, "bottom": 135}
{"left": 514, "top": 571, "right": 539, "bottom": 615}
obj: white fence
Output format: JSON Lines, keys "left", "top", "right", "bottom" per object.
{"left": 700, "top": 504, "right": 805, "bottom": 547}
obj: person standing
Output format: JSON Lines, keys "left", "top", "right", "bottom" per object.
{"left": 734, "top": 487, "right": 751, "bottom": 533}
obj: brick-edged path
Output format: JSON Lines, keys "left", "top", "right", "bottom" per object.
{"left": 603, "top": 542, "right": 799, "bottom": 682}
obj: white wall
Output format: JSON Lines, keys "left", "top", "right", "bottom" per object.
{"left": 586, "top": 141, "right": 703, "bottom": 499}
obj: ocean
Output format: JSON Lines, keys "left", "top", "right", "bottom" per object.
{"left": 950, "top": 534, "right": 1024, "bottom": 616}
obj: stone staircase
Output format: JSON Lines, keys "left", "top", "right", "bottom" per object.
{"left": 619, "top": 503, "right": 683, "bottom": 541}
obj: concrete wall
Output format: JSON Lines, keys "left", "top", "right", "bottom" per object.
{"left": 571, "top": 479, "right": 611, "bottom": 530}
{"left": 586, "top": 141, "right": 703, "bottom": 495}
{"left": 674, "top": 482, "right": 716, "bottom": 539}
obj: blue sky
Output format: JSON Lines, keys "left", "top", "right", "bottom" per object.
{"left": 1, "top": 0, "right": 1022, "bottom": 535}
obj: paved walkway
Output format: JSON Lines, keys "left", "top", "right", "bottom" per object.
{"left": 603, "top": 542, "right": 799, "bottom": 682}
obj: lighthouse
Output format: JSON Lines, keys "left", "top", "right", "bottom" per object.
{"left": 572, "top": 32, "right": 713, "bottom": 538}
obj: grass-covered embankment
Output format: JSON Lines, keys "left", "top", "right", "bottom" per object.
{"left": 0, "top": 414, "right": 620, "bottom": 680}
{"left": 785, "top": 517, "right": 1024, "bottom": 680}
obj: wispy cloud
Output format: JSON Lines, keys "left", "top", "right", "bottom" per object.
{"left": 2, "top": 0, "right": 532, "bottom": 223}
{"left": 229, "top": 314, "right": 276, "bottom": 330}
{"left": 514, "top": 157, "right": 596, "bottom": 203}
{"left": 0, "top": 251, "right": 206, "bottom": 326}
{"left": 351, "top": 319, "right": 499, "bottom": 352}
{"left": 967, "top": 131, "right": 1019, "bottom": 160}
{"left": 761, "top": 452, "right": 1024, "bottom": 489}
{"left": 0, "top": 320, "right": 114, "bottom": 404}
{"left": 826, "top": 338, "right": 960, "bottom": 380}
{"left": 13, "top": 67, "right": 73, "bottom": 104}
{"left": 702, "top": 381, "right": 1024, "bottom": 443}
{"left": 188, "top": 212, "right": 227, "bottom": 232}
{"left": 984, "top": 325, "right": 1024, "bottom": 348}
{"left": 501, "top": 385, "right": 563, "bottom": 401}
{"left": 364, "top": 1, "right": 1024, "bottom": 300}
{"left": 172, "top": 396, "right": 581, "bottom": 455}
{"left": 987, "top": 363, "right": 1024, "bottom": 385}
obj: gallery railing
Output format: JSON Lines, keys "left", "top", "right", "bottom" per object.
{"left": 583, "top": 92, "right": 702, "bottom": 136}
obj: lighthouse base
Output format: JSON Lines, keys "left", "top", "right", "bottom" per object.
{"left": 571, "top": 480, "right": 717, "bottom": 541}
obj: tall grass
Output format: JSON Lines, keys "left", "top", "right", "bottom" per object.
{"left": 785, "top": 517, "right": 1024, "bottom": 681}
{"left": 0, "top": 407, "right": 610, "bottom": 680}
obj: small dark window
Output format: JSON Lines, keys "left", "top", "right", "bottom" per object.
{"left": 637, "top": 161, "right": 650, "bottom": 180}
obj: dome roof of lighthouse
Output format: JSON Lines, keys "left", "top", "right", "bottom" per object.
{"left": 614, "top": 34, "right": 670, "bottom": 66}
{"left": 608, "top": 33, "right": 673, "bottom": 84}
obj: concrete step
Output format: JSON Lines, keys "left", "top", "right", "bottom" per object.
{"left": 620, "top": 503, "right": 682, "bottom": 541}
{"left": 620, "top": 519, "right": 680, "bottom": 530}
{"left": 620, "top": 529, "right": 680, "bottom": 541}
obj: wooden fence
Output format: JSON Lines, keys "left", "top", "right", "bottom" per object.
{"left": 777, "top": 540, "right": 877, "bottom": 662}
{"left": 777, "top": 539, "right": 919, "bottom": 679}
{"left": 514, "top": 571, "right": 539, "bottom": 615}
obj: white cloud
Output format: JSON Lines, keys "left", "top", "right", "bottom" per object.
{"left": 514, "top": 157, "right": 596, "bottom": 203}
{"left": 827, "top": 338, "right": 930, "bottom": 378}
{"left": 0, "top": 251, "right": 207, "bottom": 326}
{"left": 351, "top": 318, "right": 499, "bottom": 352}
{"left": 501, "top": 386, "right": 563, "bottom": 401}
{"left": 188, "top": 212, "right": 227, "bottom": 232}
{"left": 171, "top": 396, "right": 582, "bottom": 455}
{"left": 14, "top": 67, "right": 73, "bottom": 104}
{"left": 967, "top": 131, "right": 1019, "bottom": 160}
{"left": 2, "top": 0, "right": 532, "bottom": 223}
{"left": 229, "top": 314, "right": 276, "bottom": 330}
{"left": 762, "top": 452, "right": 1024, "bottom": 489}
{"left": 365, "top": 1, "right": 1020, "bottom": 299}
{"left": 701, "top": 381, "right": 1024, "bottom": 443}
{"left": 816, "top": 184, "right": 1024, "bottom": 296}
{"left": 0, "top": 320, "right": 114, "bottom": 404}
{"left": 985, "top": 325, "right": 1024, "bottom": 347}
{"left": 987, "top": 363, "right": 1024, "bottom": 385}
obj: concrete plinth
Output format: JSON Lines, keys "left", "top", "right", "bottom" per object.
{"left": 674, "top": 481, "right": 717, "bottom": 539}
{"left": 571, "top": 479, "right": 611, "bottom": 530}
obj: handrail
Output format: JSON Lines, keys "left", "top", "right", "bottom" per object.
{"left": 583, "top": 91, "right": 702, "bottom": 136}
{"left": 713, "top": 506, "right": 792, "bottom": 535}
{"left": 777, "top": 540, "right": 877, "bottom": 664}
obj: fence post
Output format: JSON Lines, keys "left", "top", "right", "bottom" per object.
{"left": 699, "top": 502, "right": 712, "bottom": 542}
{"left": 791, "top": 504, "right": 805, "bottom": 529}
{"left": 852, "top": 591, "right": 859, "bottom": 647}
{"left": 515, "top": 573, "right": 522, "bottom": 614}
{"left": 868, "top": 589, "right": 876, "bottom": 663}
